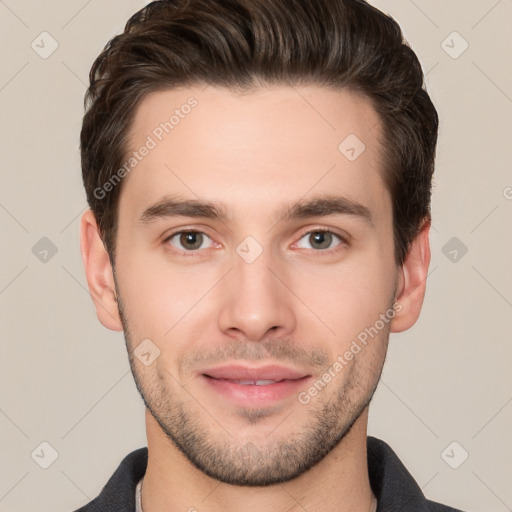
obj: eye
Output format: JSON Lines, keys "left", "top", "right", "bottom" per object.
{"left": 165, "top": 230, "right": 214, "bottom": 252}
{"left": 295, "top": 229, "right": 345, "bottom": 251}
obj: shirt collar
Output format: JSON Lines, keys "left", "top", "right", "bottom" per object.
{"left": 74, "top": 436, "right": 457, "bottom": 512}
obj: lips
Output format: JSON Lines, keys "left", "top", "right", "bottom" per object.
{"left": 202, "top": 364, "right": 307, "bottom": 382}
{"left": 200, "top": 364, "right": 311, "bottom": 407}
{"left": 224, "top": 379, "right": 280, "bottom": 386}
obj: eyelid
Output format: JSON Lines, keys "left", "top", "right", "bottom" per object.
{"left": 296, "top": 226, "right": 350, "bottom": 242}
{"left": 163, "top": 228, "right": 218, "bottom": 254}
{"left": 162, "top": 226, "right": 349, "bottom": 255}
{"left": 162, "top": 225, "right": 214, "bottom": 242}
{"left": 292, "top": 227, "right": 349, "bottom": 252}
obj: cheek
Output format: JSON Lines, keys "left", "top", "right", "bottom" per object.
{"left": 287, "top": 256, "right": 396, "bottom": 343}
{"left": 115, "top": 248, "right": 211, "bottom": 339}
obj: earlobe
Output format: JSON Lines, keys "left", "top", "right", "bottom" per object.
{"left": 80, "top": 210, "right": 123, "bottom": 331}
{"left": 390, "top": 218, "right": 431, "bottom": 333}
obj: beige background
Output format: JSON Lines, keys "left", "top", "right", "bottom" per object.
{"left": 0, "top": 1, "right": 511, "bottom": 511}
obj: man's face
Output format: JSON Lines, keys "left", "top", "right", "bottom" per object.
{"left": 113, "top": 85, "right": 398, "bottom": 485}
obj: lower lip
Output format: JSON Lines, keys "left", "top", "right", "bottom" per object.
{"left": 201, "top": 375, "right": 311, "bottom": 407}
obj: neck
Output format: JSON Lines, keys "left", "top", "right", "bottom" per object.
{"left": 141, "top": 408, "right": 375, "bottom": 512}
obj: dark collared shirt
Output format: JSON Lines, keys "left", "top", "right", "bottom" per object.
{"left": 73, "top": 436, "right": 466, "bottom": 511}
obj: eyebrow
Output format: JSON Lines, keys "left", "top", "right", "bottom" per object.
{"left": 139, "top": 194, "right": 373, "bottom": 227}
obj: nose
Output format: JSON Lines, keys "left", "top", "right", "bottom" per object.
{"left": 217, "top": 245, "right": 297, "bottom": 342}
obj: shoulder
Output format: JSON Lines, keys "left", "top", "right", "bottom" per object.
{"left": 367, "top": 436, "right": 468, "bottom": 512}
{"left": 425, "top": 499, "right": 467, "bottom": 512}
{"left": 70, "top": 447, "right": 148, "bottom": 512}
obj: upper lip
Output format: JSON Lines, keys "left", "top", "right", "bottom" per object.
{"left": 201, "top": 364, "right": 309, "bottom": 381}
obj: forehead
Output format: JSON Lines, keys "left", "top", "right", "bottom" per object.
{"left": 120, "top": 84, "right": 388, "bottom": 227}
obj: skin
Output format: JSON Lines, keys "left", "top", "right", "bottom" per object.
{"left": 80, "top": 84, "right": 430, "bottom": 512}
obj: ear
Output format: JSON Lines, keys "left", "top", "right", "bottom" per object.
{"left": 80, "top": 209, "right": 123, "bottom": 331}
{"left": 390, "top": 218, "right": 431, "bottom": 333}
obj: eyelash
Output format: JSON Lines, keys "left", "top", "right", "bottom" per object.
{"left": 163, "top": 228, "right": 348, "bottom": 256}
{"left": 294, "top": 228, "right": 348, "bottom": 254}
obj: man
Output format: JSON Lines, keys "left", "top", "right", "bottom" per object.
{"left": 75, "top": 0, "right": 465, "bottom": 510}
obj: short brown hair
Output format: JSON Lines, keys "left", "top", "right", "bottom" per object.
{"left": 80, "top": 0, "right": 438, "bottom": 265}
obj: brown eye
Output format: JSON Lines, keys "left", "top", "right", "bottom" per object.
{"left": 309, "top": 231, "right": 333, "bottom": 250}
{"left": 166, "top": 231, "right": 212, "bottom": 251}
{"left": 295, "top": 230, "right": 344, "bottom": 251}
